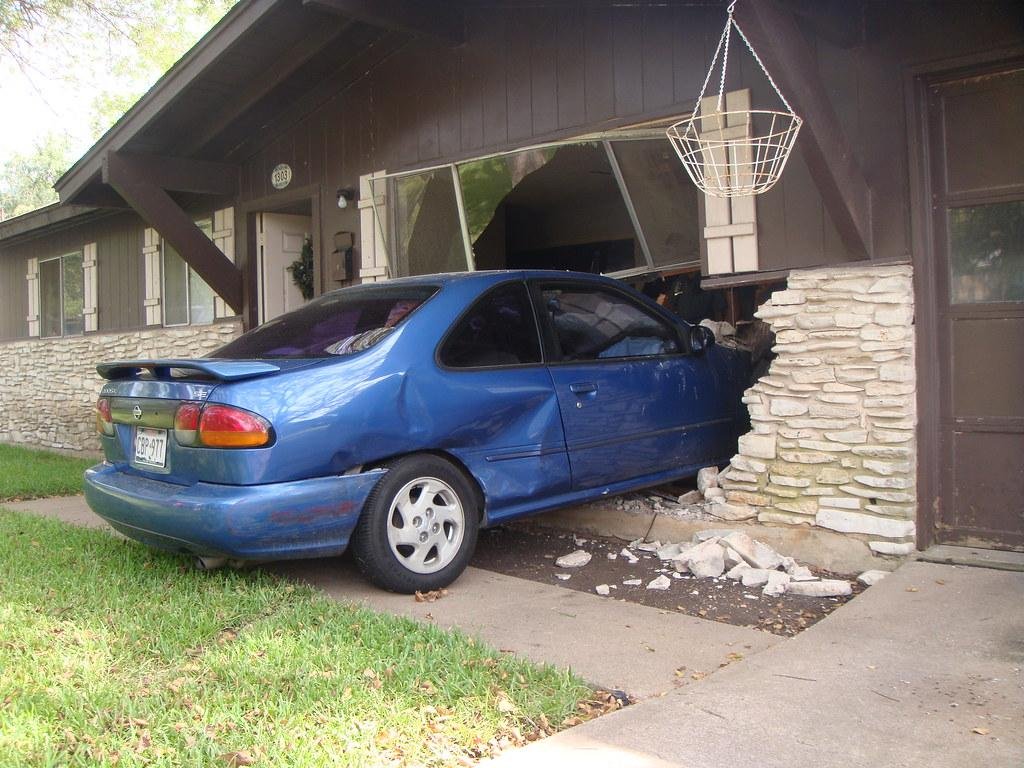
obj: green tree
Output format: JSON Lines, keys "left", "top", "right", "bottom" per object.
{"left": 0, "top": 0, "right": 236, "bottom": 219}
{"left": 0, "top": 132, "right": 70, "bottom": 220}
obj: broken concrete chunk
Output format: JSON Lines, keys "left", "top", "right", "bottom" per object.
{"left": 703, "top": 487, "right": 725, "bottom": 501}
{"left": 620, "top": 548, "right": 639, "bottom": 564}
{"left": 723, "top": 547, "right": 745, "bottom": 570}
{"left": 555, "top": 573, "right": 571, "bottom": 581}
{"left": 606, "top": 552, "right": 618, "bottom": 560}
{"left": 657, "top": 542, "right": 687, "bottom": 561}
{"left": 677, "top": 490, "right": 704, "bottom": 505}
{"left": 740, "top": 569, "right": 771, "bottom": 588}
{"left": 595, "top": 584, "right": 610, "bottom": 596}
{"left": 692, "top": 529, "right": 737, "bottom": 543}
{"left": 762, "top": 571, "right": 791, "bottom": 597}
{"left": 555, "top": 550, "right": 592, "bottom": 568}
{"left": 647, "top": 575, "right": 672, "bottom": 591}
{"left": 726, "top": 563, "right": 752, "bottom": 580}
{"left": 623, "top": 578, "right": 642, "bottom": 586}
{"left": 787, "top": 579, "right": 853, "bottom": 597}
{"left": 857, "top": 569, "right": 890, "bottom": 586}
{"left": 632, "top": 540, "right": 661, "bottom": 553}
{"left": 780, "top": 556, "right": 816, "bottom": 581}
{"left": 682, "top": 540, "right": 727, "bottom": 579}
{"left": 697, "top": 466, "right": 720, "bottom": 493}
{"left": 721, "top": 532, "right": 784, "bottom": 570}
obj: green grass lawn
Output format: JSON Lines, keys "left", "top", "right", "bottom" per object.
{"left": 0, "top": 511, "right": 593, "bottom": 767}
{"left": 0, "top": 444, "right": 95, "bottom": 501}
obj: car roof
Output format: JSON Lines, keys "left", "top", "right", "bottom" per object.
{"left": 346, "top": 270, "right": 624, "bottom": 291}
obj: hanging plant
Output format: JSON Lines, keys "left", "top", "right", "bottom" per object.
{"left": 289, "top": 236, "right": 315, "bottom": 300}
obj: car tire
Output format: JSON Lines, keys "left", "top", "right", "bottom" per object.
{"left": 351, "top": 454, "right": 480, "bottom": 593}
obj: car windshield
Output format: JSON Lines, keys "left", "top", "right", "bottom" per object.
{"left": 210, "top": 284, "right": 439, "bottom": 359}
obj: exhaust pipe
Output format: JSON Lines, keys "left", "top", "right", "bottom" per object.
{"left": 194, "top": 555, "right": 227, "bottom": 571}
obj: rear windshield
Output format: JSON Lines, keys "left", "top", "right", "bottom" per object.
{"left": 211, "top": 284, "right": 439, "bottom": 359}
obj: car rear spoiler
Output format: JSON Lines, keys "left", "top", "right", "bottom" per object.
{"left": 97, "top": 359, "right": 281, "bottom": 382}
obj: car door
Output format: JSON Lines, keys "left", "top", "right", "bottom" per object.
{"left": 534, "top": 279, "right": 730, "bottom": 490}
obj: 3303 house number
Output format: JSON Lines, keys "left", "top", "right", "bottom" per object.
{"left": 271, "top": 163, "right": 293, "bottom": 190}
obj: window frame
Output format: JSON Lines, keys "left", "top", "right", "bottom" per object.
{"left": 371, "top": 120, "right": 702, "bottom": 281}
{"left": 528, "top": 278, "right": 689, "bottom": 366}
{"left": 160, "top": 218, "right": 215, "bottom": 327}
{"left": 38, "top": 250, "right": 84, "bottom": 339}
{"left": 435, "top": 279, "right": 547, "bottom": 372}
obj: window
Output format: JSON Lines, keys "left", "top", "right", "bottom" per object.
{"left": 440, "top": 282, "right": 541, "bottom": 368}
{"left": 39, "top": 252, "right": 84, "bottom": 337}
{"left": 949, "top": 200, "right": 1024, "bottom": 303}
{"left": 162, "top": 219, "right": 216, "bottom": 326}
{"left": 212, "top": 284, "right": 438, "bottom": 359}
{"left": 367, "top": 127, "right": 704, "bottom": 280}
{"left": 540, "top": 285, "right": 679, "bottom": 362}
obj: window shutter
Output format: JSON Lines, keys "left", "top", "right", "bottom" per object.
{"left": 26, "top": 257, "right": 40, "bottom": 337}
{"left": 143, "top": 227, "right": 162, "bottom": 325}
{"left": 82, "top": 242, "right": 98, "bottom": 332}
{"left": 212, "top": 207, "right": 236, "bottom": 319}
{"left": 358, "top": 171, "right": 390, "bottom": 283}
{"left": 701, "top": 88, "right": 759, "bottom": 274}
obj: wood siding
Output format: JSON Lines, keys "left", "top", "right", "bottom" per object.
{"left": 3, "top": 1, "right": 1022, "bottom": 335}
{"left": 0, "top": 212, "right": 144, "bottom": 341}
{"left": 234, "top": 2, "right": 1023, "bottom": 282}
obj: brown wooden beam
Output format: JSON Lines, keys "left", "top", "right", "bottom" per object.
{"left": 103, "top": 151, "right": 244, "bottom": 313}
{"left": 303, "top": 0, "right": 463, "bottom": 46}
{"left": 109, "top": 153, "right": 238, "bottom": 196}
{"left": 737, "top": 0, "right": 873, "bottom": 258}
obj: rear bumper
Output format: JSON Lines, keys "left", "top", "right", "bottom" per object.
{"left": 83, "top": 463, "right": 385, "bottom": 560}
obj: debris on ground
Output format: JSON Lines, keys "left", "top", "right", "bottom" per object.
{"left": 555, "top": 550, "right": 592, "bottom": 568}
{"left": 473, "top": 523, "right": 868, "bottom": 637}
{"left": 857, "top": 569, "right": 890, "bottom": 586}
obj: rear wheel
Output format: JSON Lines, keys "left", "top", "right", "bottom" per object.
{"left": 352, "top": 454, "right": 479, "bottom": 593}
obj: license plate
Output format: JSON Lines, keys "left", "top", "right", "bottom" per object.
{"left": 134, "top": 427, "right": 168, "bottom": 468}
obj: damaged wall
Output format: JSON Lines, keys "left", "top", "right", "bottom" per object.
{"left": 0, "top": 323, "right": 242, "bottom": 454}
{"left": 715, "top": 264, "right": 917, "bottom": 557}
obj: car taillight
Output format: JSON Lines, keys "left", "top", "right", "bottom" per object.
{"left": 173, "top": 402, "right": 202, "bottom": 446}
{"left": 197, "top": 404, "right": 271, "bottom": 448}
{"left": 95, "top": 398, "right": 114, "bottom": 436}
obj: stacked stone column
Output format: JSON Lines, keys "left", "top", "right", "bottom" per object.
{"left": 718, "top": 264, "right": 917, "bottom": 557}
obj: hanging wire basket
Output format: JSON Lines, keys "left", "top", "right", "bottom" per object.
{"left": 666, "top": 1, "right": 802, "bottom": 198}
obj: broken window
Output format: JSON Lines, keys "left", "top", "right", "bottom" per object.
{"left": 369, "top": 127, "right": 703, "bottom": 281}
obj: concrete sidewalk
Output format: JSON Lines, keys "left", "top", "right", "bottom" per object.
{"left": 10, "top": 495, "right": 1023, "bottom": 766}
{"left": 487, "top": 560, "right": 1024, "bottom": 768}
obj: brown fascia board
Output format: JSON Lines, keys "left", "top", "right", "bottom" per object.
{"left": 55, "top": 0, "right": 281, "bottom": 205}
{"left": 0, "top": 204, "right": 100, "bottom": 245}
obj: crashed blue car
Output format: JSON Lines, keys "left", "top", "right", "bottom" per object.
{"left": 85, "top": 270, "right": 749, "bottom": 592}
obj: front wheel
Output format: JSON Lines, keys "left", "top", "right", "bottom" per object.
{"left": 351, "top": 454, "right": 480, "bottom": 593}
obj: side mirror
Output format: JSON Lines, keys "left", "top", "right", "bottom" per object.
{"left": 687, "top": 325, "right": 716, "bottom": 354}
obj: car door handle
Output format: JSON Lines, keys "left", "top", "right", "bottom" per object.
{"left": 569, "top": 382, "right": 598, "bottom": 395}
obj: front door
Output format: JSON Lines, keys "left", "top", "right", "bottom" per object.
{"left": 258, "top": 212, "right": 311, "bottom": 324}
{"left": 926, "top": 66, "right": 1024, "bottom": 550}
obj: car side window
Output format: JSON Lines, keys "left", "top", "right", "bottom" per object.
{"left": 440, "top": 282, "right": 542, "bottom": 368}
{"left": 540, "top": 285, "right": 679, "bottom": 362}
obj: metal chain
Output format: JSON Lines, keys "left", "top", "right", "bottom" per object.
{"left": 688, "top": 0, "right": 796, "bottom": 120}
{"left": 730, "top": 12, "right": 796, "bottom": 114}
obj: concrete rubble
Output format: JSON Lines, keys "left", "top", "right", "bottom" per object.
{"left": 555, "top": 550, "right": 592, "bottom": 568}
{"left": 658, "top": 529, "right": 859, "bottom": 598}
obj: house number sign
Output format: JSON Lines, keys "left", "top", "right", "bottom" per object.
{"left": 271, "top": 163, "right": 293, "bottom": 190}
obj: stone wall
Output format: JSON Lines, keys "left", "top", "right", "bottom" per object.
{"left": 0, "top": 322, "right": 243, "bottom": 454}
{"left": 716, "top": 264, "right": 917, "bottom": 558}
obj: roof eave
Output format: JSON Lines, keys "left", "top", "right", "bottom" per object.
{"left": 55, "top": 0, "right": 281, "bottom": 205}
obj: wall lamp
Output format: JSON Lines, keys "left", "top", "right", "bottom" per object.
{"left": 336, "top": 187, "right": 356, "bottom": 209}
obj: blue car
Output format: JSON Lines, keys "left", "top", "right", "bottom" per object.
{"left": 85, "top": 271, "right": 749, "bottom": 592}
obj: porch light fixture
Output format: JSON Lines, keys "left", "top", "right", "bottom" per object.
{"left": 336, "top": 187, "right": 356, "bottom": 209}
